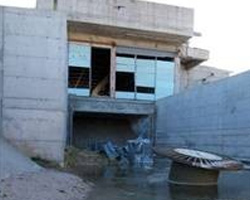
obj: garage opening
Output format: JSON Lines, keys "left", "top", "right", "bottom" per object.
{"left": 72, "top": 112, "right": 151, "bottom": 150}
{"left": 91, "top": 47, "right": 111, "bottom": 97}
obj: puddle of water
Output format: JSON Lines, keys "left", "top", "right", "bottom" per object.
{"left": 78, "top": 158, "right": 250, "bottom": 200}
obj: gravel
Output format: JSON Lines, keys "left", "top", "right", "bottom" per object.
{"left": 0, "top": 169, "right": 92, "bottom": 200}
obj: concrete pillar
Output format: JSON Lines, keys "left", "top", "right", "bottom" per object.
{"left": 110, "top": 46, "right": 116, "bottom": 98}
{"left": 180, "top": 66, "right": 189, "bottom": 92}
{"left": 36, "top": 0, "right": 54, "bottom": 10}
{"left": 174, "top": 56, "right": 181, "bottom": 94}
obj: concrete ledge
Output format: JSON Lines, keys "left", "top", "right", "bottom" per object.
{"left": 69, "top": 96, "right": 155, "bottom": 115}
{"left": 180, "top": 46, "right": 209, "bottom": 69}
{"left": 55, "top": 0, "right": 194, "bottom": 42}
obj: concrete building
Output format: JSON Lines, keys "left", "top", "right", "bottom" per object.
{"left": 183, "top": 65, "right": 231, "bottom": 90}
{"left": 0, "top": 0, "right": 211, "bottom": 163}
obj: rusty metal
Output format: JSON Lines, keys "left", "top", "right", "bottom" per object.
{"left": 153, "top": 147, "right": 244, "bottom": 185}
{"left": 169, "top": 161, "right": 219, "bottom": 185}
{"left": 169, "top": 184, "right": 218, "bottom": 200}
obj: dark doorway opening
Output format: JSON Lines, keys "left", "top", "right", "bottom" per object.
{"left": 91, "top": 47, "right": 111, "bottom": 97}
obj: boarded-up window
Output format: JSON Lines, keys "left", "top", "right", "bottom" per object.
{"left": 155, "top": 58, "right": 174, "bottom": 100}
{"left": 136, "top": 56, "right": 156, "bottom": 100}
{"left": 68, "top": 43, "right": 91, "bottom": 96}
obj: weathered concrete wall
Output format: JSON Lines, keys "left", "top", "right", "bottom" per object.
{"left": 1, "top": 8, "right": 68, "bottom": 163}
{"left": 69, "top": 96, "right": 155, "bottom": 115}
{"left": 156, "top": 70, "right": 250, "bottom": 159}
{"left": 0, "top": 8, "right": 3, "bottom": 137}
{"left": 185, "top": 65, "right": 231, "bottom": 90}
{"left": 37, "top": 0, "right": 194, "bottom": 40}
{"left": 36, "top": 0, "right": 54, "bottom": 10}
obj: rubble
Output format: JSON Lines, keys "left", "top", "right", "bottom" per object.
{"left": 101, "top": 136, "right": 153, "bottom": 169}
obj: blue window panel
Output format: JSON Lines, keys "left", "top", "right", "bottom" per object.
{"left": 136, "top": 58, "right": 155, "bottom": 87}
{"left": 68, "top": 43, "right": 91, "bottom": 68}
{"left": 136, "top": 59, "right": 155, "bottom": 74}
{"left": 156, "top": 60, "right": 174, "bottom": 99}
{"left": 68, "top": 88, "right": 89, "bottom": 96}
{"left": 136, "top": 93, "right": 155, "bottom": 101}
{"left": 116, "top": 91, "right": 135, "bottom": 99}
{"left": 116, "top": 56, "right": 135, "bottom": 72}
{"left": 136, "top": 74, "right": 155, "bottom": 87}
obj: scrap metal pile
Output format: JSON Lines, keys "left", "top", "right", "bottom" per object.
{"left": 96, "top": 137, "right": 154, "bottom": 169}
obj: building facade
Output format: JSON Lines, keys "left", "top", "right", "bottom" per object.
{"left": 0, "top": 0, "right": 209, "bottom": 163}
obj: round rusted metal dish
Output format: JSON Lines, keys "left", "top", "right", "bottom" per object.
{"left": 153, "top": 147, "right": 243, "bottom": 171}
{"left": 153, "top": 147, "right": 244, "bottom": 185}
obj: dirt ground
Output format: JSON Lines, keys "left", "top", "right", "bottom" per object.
{"left": 0, "top": 169, "right": 92, "bottom": 200}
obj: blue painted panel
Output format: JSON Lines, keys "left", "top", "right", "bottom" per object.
{"left": 116, "top": 56, "right": 135, "bottom": 72}
{"left": 136, "top": 74, "right": 155, "bottom": 87}
{"left": 68, "top": 43, "right": 91, "bottom": 68}
{"left": 116, "top": 91, "right": 135, "bottom": 99}
{"left": 136, "top": 93, "right": 155, "bottom": 101}
{"left": 156, "top": 60, "right": 174, "bottom": 99}
{"left": 136, "top": 59, "right": 155, "bottom": 74}
{"left": 68, "top": 88, "right": 89, "bottom": 96}
{"left": 136, "top": 58, "right": 155, "bottom": 87}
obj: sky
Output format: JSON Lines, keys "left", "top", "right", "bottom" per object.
{"left": 145, "top": 0, "right": 250, "bottom": 74}
{"left": 0, "top": 0, "right": 36, "bottom": 8}
{"left": 0, "top": 0, "right": 249, "bottom": 74}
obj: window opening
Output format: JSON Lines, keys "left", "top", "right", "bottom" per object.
{"left": 91, "top": 47, "right": 111, "bottom": 97}
{"left": 115, "top": 49, "right": 175, "bottom": 101}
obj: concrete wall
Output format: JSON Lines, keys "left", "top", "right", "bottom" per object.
{"left": 185, "top": 65, "right": 231, "bottom": 90}
{"left": 69, "top": 96, "right": 155, "bottom": 115}
{"left": 37, "top": 0, "right": 194, "bottom": 40}
{"left": 1, "top": 8, "right": 68, "bottom": 163}
{"left": 156, "top": 70, "right": 250, "bottom": 159}
{"left": 36, "top": 0, "right": 54, "bottom": 10}
{"left": 0, "top": 8, "right": 3, "bottom": 137}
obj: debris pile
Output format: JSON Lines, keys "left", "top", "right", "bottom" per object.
{"left": 101, "top": 136, "right": 153, "bottom": 169}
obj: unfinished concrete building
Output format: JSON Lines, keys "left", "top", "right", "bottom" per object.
{"left": 0, "top": 0, "right": 210, "bottom": 163}
{"left": 184, "top": 65, "right": 231, "bottom": 90}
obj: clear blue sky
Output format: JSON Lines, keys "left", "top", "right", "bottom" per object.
{"left": 0, "top": 0, "right": 249, "bottom": 74}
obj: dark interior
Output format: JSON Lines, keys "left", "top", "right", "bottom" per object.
{"left": 116, "top": 72, "right": 135, "bottom": 92}
{"left": 91, "top": 47, "right": 111, "bottom": 96}
{"left": 73, "top": 112, "right": 137, "bottom": 150}
{"left": 68, "top": 67, "right": 89, "bottom": 88}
